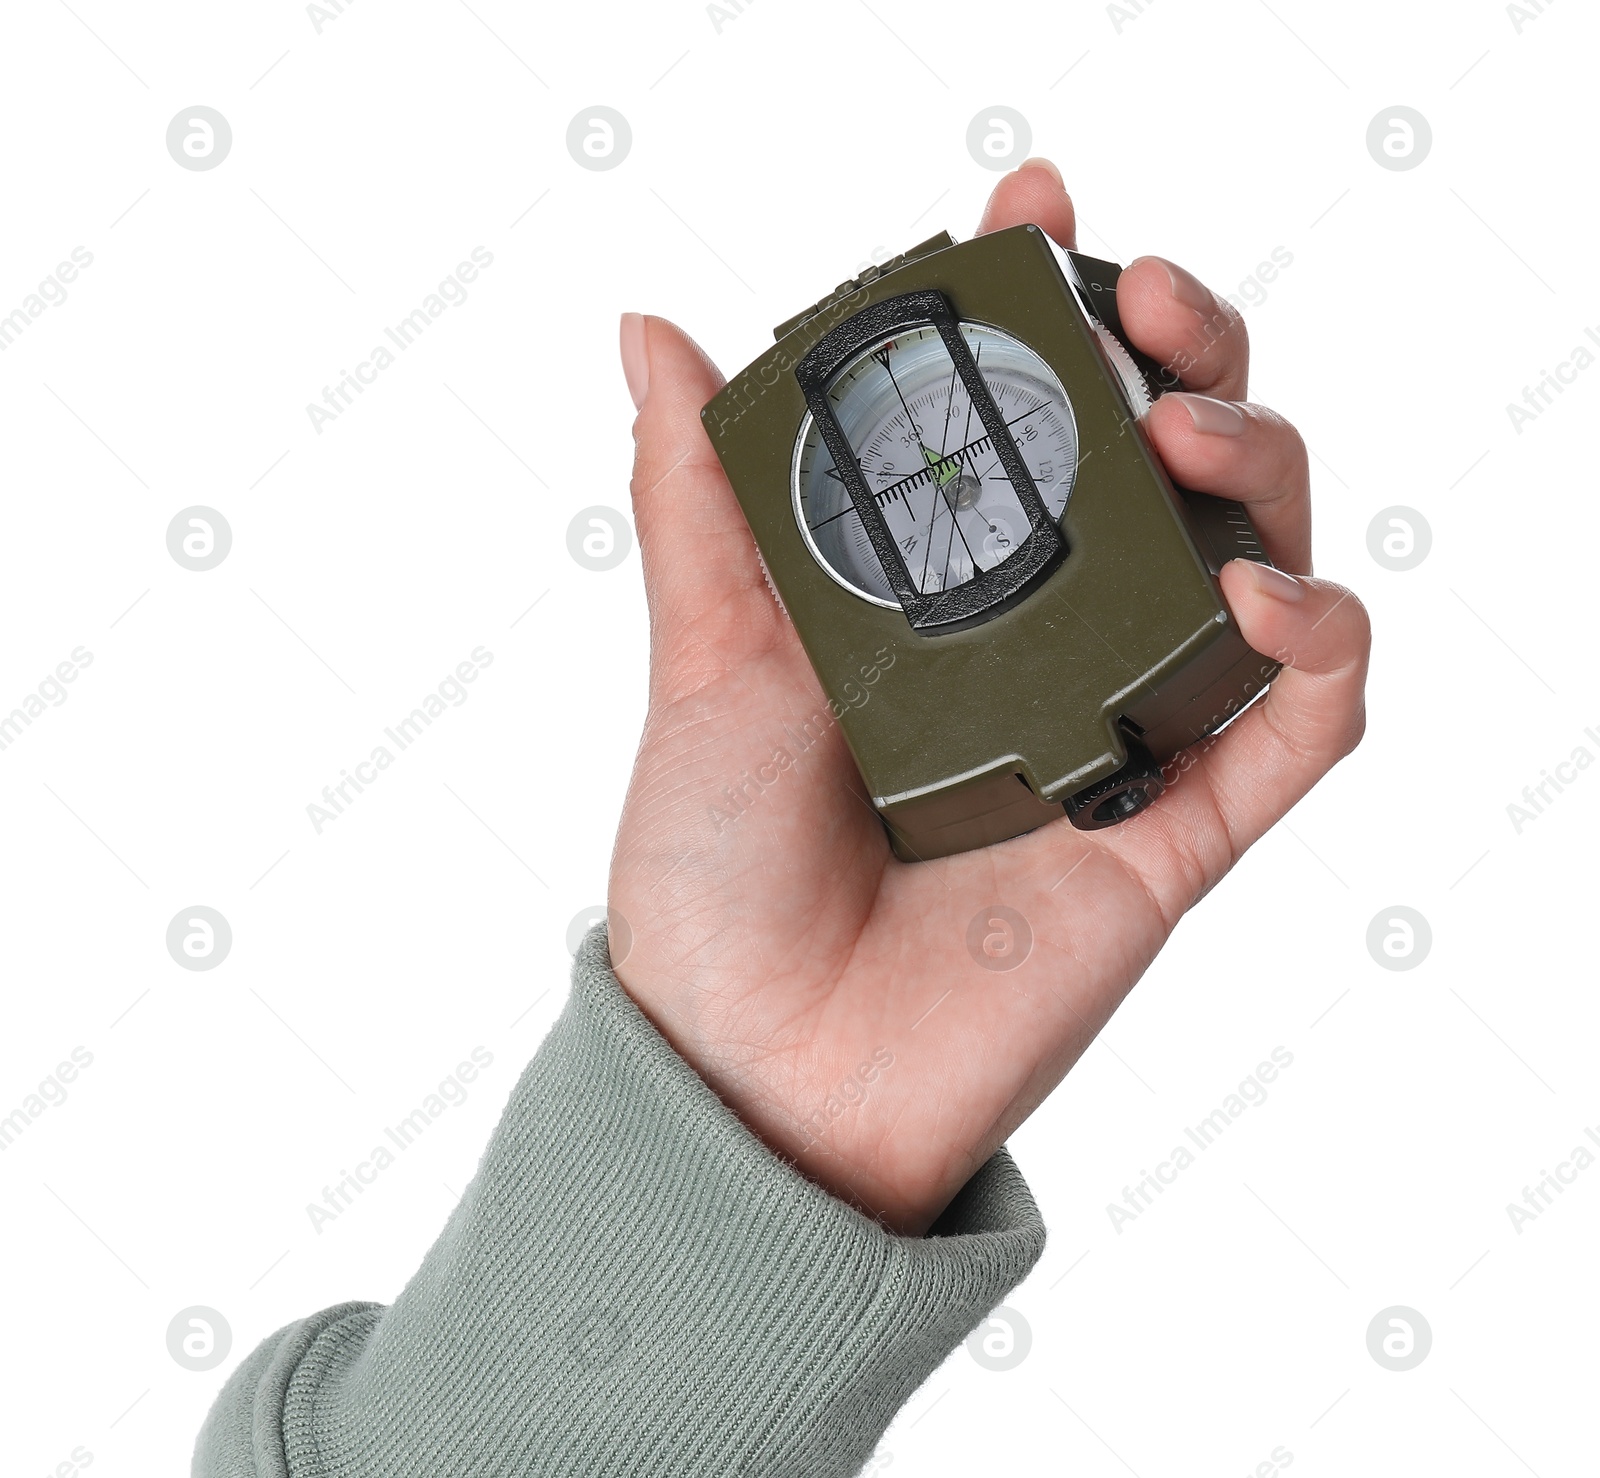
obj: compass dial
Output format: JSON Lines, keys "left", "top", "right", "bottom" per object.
{"left": 793, "top": 322, "right": 1078, "bottom": 609}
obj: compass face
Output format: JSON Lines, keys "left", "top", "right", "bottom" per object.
{"left": 792, "top": 322, "right": 1078, "bottom": 609}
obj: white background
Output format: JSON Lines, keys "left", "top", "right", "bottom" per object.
{"left": 2, "top": 1, "right": 1596, "bottom": 1474}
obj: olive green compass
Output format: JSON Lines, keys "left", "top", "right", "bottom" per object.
{"left": 702, "top": 225, "right": 1278, "bottom": 861}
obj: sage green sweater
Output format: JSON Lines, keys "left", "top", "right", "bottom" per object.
{"left": 193, "top": 926, "right": 1046, "bottom": 1476}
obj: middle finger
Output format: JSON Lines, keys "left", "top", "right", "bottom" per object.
{"left": 1143, "top": 394, "right": 1312, "bottom": 574}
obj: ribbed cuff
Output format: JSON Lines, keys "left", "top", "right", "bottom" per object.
{"left": 194, "top": 925, "right": 1046, "bottom": 1477}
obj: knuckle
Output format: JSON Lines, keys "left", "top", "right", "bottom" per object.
{"left": 1341, "top": 700, "right": 1369, "bottom": 758}
{"left": 1251, "top": 404, "right": 1306, "bottom": 455}
{"left": 1255, "top": 409, "right": 1310, "bottom": 491}
{"left": 1334, "top": 584, "right": 1374, "bottom": 646}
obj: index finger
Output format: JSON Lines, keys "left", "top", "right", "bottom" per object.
{"left": 975, "top": 162, "right": 1250, "bottom": 402}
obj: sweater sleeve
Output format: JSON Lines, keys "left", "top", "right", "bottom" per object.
{"left": 193, "top": 925, "right": 1046, "bottom": 1478}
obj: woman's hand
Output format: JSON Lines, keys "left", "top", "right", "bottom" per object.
{"left": 607, "top": 159, "right": 1370, "bottom": 1235}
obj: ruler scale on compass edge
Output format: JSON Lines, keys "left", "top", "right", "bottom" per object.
{"left": 702, "top": 225, "right": 1280, "bottom": 862}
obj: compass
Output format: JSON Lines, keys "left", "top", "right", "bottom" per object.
{"left": 703, "top": 226, "right": 1280, "bottom": 861}
{"left": 793, "top": 321, "right": 1078, "bottom": 614}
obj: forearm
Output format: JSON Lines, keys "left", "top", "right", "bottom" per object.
{"left": 194, "top": 926, "right": 1046, "bottom": 1478}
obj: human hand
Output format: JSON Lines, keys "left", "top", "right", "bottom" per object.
{"left": 607, "top": 159, "right": 1370, "bottom": 1235}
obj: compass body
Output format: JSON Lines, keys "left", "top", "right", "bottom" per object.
{"left": 702, "top": 225, "right": 1279, "bottom": 861}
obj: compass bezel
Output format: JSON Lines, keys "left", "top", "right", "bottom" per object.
{"left": 794, "top": 289, "right": 1066, "bottom": 633}
{"left": 790, "top": 319, "right": 1079, "bottom": 613}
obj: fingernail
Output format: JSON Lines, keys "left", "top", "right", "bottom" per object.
{"left": 1157, "top": 258, "right": 1215, "bottom": 317}
{"left": 1018, "top": 156, "right": 1064, "bottom": 189}
{"left": 620, "top": 312, "right": 649, "bottom": 410}
{"left": 1236, "top": 560, "right": 1305, "bottom": 603}
{"left": 1169, "top": 391, "right": 1247, "bottom": 437}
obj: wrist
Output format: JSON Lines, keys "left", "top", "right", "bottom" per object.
{"left": 610, "top": 955, "right": 968, "bottom": 1236}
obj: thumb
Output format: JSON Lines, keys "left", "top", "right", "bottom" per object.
{"left": 620, "top": 312, "right": 783, "bottom": 692}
